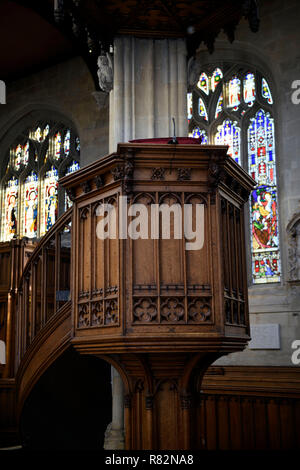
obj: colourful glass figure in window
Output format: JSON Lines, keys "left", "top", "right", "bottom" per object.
{"left": 243, "top": 72, "right": 256, "bottom": 106}
{"left": 187, "top": 93, "right": 193, "bottom": 121}
{"left": 64, "top": 129, "right": 71, "bottom": 156}
{"left": 251, "top": 188, "right": 280, "bottom": 283}
{"left": 188, "top": 127, "right": 208, "bottom": 143}
{"left": 34, "top": 127, "right": 42, "bottom": 142}
{"left": 24, "top": 172, "right": 38, "bottom": 238}
{"left": 23, "top": 141, "right": 29, "bottom": 165}
{"left": 251, "top": 187, "right": 279, "bottom": 250}
{"left": 4, "top": 177, "right": 18, "bottom": 240}
{"left": 248, "top": 109, "right": 280, "bottom": 283}
{"left": 261, "top": 78, "right": 273, "bottom": 104}
{"left": 44, "top": 166, "right": 58, "bottom": 231}
{"left": 197, "top": 72, "right": 209, "bottom": 95}
{"left": 211, "top": 68, "right": 223, "bottom": 92}
{"left": 215, "top": 93, "right": 223, "bottom": 118}
{"left": 14, "top": 144, "right": 23, "bottom": 170}
{"left": 198, "top": 97, "right": 208, "bottom": 120}
{"left": 43, "top": 124, "right": 50, "bottom": 141}
{"left": 54, "top": 132, "right": 61, "bottom": 159}
{"left": 214, "top": 120, "right": 241, "bottom": 164}
{"left": 227, "top": 76, "right": 241, "bottom": 108}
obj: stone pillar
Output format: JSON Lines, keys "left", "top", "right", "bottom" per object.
{"left": 103, "top": 366, "right": 125, "bottom": 449}
{"left": 109, "top": 36, "right": 188, "bottom": 152}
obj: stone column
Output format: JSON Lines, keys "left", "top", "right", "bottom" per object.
{"left": 103, "top": 366, "right": 125, "bottom": 449}
{"left": 109, "top": 36, "right": 188, "bottom": 153}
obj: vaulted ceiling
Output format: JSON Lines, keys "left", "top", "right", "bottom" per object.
{"left": 0, "top": 0, "right": 259, "bottom": 84}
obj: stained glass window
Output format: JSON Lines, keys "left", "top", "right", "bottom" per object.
{"left": 1, "top": 121, "right": 80, "bottom": 241}
{"left": 198, "top": 98, "right": 208, "bottom": 120}
{"left": 23, "top": 141, "right": 29, "bottom": 165}
{"left": 197, "top": 72, "right": 209, "bottom": 95}
{"left": 187, "top": 93, "right": 193, "bottom": 121}
{"left": 43, "top": 166, "right": 58, "bottom": 235}
{"left": 227, "top": 76, "right": 241, "bottom": 108}
{"left": 30, "top": 125, "right": 50, "bottom": 142}
{"left": 43, "top": 124, "right": 50, "bottom": 140}
{"left": 66, "top": 161, "right": 80, "bottom": 175}
{"left": 187, "top": 65, "right": 280, "bottom": 284}
{"left": 14, "top": 144, "right": 23, "bottom": 170}
{"left": 54, "top": 132, "right": 62, "bottom": 160}
{"left": 262, "top": 78, "right": 273, "bottom": 104}
{"left": 215, "top": 93, "right": 223, "bottom": 118}
{"left": 248, "top": 109, "right": 280, "bottom": 283}
{"left": 3, "top": 178, "right": 18, "bottom": 241}
{"left": 244, "top": 72, "right": 256, "bottom": 107}
{"left": 64, "top": 130, "right": 71, "bottom": 156}
{"left": 215, "top": 120, "right": 241, "bottom": 164}
{"left": 211, "top": 68, "right": 223, "bottom": 92}
{"left": 65, "top": 161, "right": 80, "bottom": 209}
{"left": 23, "top": 172, "right": 38, "bottom": 238}
{"left": 33, "top": 127, "right": 42, "bottom": 142}
{"left": 188, "top": 127, "right": 208, "bottom": 143}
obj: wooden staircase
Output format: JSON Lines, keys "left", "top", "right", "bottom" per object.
{"left": 15, "top": 209, "right": 73, "bottom": 412}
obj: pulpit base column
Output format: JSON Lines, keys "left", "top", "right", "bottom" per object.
{"left": 105, "top": 352, "right": 221, "bottom": 450}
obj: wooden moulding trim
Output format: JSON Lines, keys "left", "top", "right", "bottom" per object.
{"left": 70, "top": 335, "right": 249, "bottom": 355}
{"left": 202, "top": 366, "right": 300, "bottom": 397}
{"left": 16, "top": 302, "right": 72, "bottom": 385}
{"left": 0, "top": 378, "right": 16, "bottom": 388}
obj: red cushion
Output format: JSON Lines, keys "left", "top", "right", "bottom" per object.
{"left": 129, "top": 137, "right": 202, "bottom": 144}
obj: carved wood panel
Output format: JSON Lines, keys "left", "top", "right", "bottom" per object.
{"left": 76, "top": 193, "right": 120, "bottom": 330}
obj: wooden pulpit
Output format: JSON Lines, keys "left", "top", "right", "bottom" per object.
{"left": 60, "top": 140, "right": 255, "bottom": 449}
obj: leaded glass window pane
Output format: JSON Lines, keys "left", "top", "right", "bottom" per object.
{"left": 211, "top": 68, "right": 223, "bottom": 92}
{"left": 227, "top": 76, "right": 241, "bottom": 108}
{"left": 262, "top": 78, "right": 273, "bottom": 105}
{"left": 214, "top": 120, "right": 241, "bottom": 164}
{"left": 243, "top": 72, "right": 256, "bottom": 107}
{"left": 215, "top": 93, "right": 223, "bottom": 119}
{"left": 198, "top": 97, "right": 208, "bottom": 120}
{"left": 42, "top": 166, "right": 58, "bottom": 235}
{"left": 197, "top": 72, "right": 209, "bottom": 95}
{"left": 3, "top": 177, "right": 18, "bottom": 241}
{"left": 188, "top": 127, "right": 208, "bottom": 143}
{"left": 187, "top": 93, "right": 193, "bottom": 121}
{"left": 23, "top": 171, "right": 38, "bottom": 238}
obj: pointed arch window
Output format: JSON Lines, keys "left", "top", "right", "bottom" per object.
{"left": 187, "top": 65, "right": 280, "bottom": 284}
{"left": 0, "top": 121, "right": 80, "bottom": 242}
